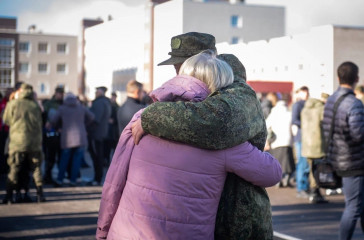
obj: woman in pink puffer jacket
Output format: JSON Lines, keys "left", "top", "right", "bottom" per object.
{"left": 96, "top": 51, "right": 282, "bottom": 240}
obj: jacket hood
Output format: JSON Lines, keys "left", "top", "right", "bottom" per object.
{"left": 304, "top": 98, "right": 324, "bottom": 109}
{"left": 150, "top": 75, "right": 210, "bottom": 102}
{"left": 64, "top": 96, "right": 79, "bottom": 106}
{"left": 217, "top": 54, "right": 245, "bottom": 83}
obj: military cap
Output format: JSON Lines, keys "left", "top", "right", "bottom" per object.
{"left": 15, "top": 81, "right": 24, "bottom": 90}
{"left": 96, "top": 86, "right": 108, "bottom": 93}
{"left": 158, "top": 32, "right": 217, "bottom": 66}
{"left": 217, "top": 54, "right": 246, "bottom": 82}
{"left": 20, "top": 83, "right": 33, "bottom": 90}
{"left": 55, "top": 86, "right": 65, "bottom": 94}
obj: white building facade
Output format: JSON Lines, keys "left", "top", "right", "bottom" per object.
{"left": 217, "top": 25, "right": 364, "bottom": 100}
{"left": 18, "top": 33, "right": 78, "bottom": 99}
{"left": 153, "top": 0, "right": 285, "bottom": 88}
{"left": 83, "top": 0, "right": 285, "bottom": 101}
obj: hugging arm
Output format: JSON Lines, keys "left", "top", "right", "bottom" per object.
{"left": 141, "top": 82, "right": 267, "bottom": 150}
{"left": 225, "top": 142, "right": 282, "bottom": 188}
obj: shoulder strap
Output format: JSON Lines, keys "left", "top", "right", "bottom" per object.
{"left": 325, "top": 92, "right": 351, "bottom": 153}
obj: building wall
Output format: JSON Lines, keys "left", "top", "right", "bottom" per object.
{"left": 183, "top": 1, "right": 285, "bottom": 44}
{"left": 216, "top": 25, "right": 336, "bottom": 99}
{"left": 84, "top": 15, "right": 146, "bottom": 102}
{"left": 153, "top": 0, "right": 184, "bottom": 89}
{"left": 0, "top": 32, "right": 18, "bottom": 89}
{"left": 334, "top": 27, "right": 364, "bottom": 88}
{"left": 18, "top": 33, "right": 78, "bottom": 99}
{"left": 153, "top": 0, "right": 284, "bottom": 89}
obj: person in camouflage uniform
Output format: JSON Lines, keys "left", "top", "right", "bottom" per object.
{"left": 132, "top": 32, "right": 272, "bottom": 239}
{"left": 2, "top": 83, "right": 45, "bottom": 203}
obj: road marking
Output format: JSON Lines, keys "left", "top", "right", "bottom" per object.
{"left": 274, "top": 231, "right": 302, "bottom": 240}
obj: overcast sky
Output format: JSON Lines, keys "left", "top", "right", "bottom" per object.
{"left": 0, "top": 0, "right": 364, "bottom": 36}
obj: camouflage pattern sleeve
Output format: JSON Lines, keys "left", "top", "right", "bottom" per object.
{"left": 141, "top": 81, "right": 267, "bottom": 150}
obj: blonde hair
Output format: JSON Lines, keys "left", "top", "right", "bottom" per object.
{"left": 179, "top": 50, "right": 234, "bottom": 92}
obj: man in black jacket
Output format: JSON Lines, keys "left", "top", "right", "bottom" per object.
{"left": 322, "top": 62, "right": 364, "bottom": 240}
{"left": 117, "top": 80, "right": 145, "bottom": 134}
{"left": 89, "top": 86, "right": 111, "bottom": 186}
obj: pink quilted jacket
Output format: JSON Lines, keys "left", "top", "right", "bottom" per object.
{"left": 96, "top": 75, "right": 282, "bottom": 240}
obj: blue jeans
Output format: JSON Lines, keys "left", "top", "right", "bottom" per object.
{"left": 340, "top": 175, "right": 364, "bottom": 240}
{"left": 295, "top": 142, "right": 309, "bottom": 192}
{"left": 57, "top": 147, "right": 85, "bottom": 183}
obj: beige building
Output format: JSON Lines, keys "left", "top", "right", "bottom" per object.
{"left": 18, "top": 33, "right": 78, "bottom": 99}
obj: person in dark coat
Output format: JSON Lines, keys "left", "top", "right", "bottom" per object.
{"left": 104, "top": 92, "right": 119, "bottom": 166}
{"left": 322, "top": 62, "right": 364, "bottom": 240}
{"left": 51, "top": 92, "right": 94, "bottom": 186}
{"left": 42, "top": 86, "right": 64, "bottom": 184}
{"left": 117, "top": 80, "right": 145, "bottom": 134}
{"left": 88, "top": 87, "right": 111, "bottom": 186}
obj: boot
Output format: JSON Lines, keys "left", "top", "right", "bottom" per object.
{"left": 15, "top": 190, "right": 23, "bottom": 203}
{"left": 36, "top": 186, "right": 46, "bottom": 203}
{"left": 23, "top": 191, "right": 33, "bottom": 203}
{"left": 309, "top": 188, "right": 328, "bottom": 204}
{"left": 2, "top": 186, "right": 14, "bottom": 204}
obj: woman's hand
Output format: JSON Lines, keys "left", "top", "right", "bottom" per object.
{"left": 131, "top": 118, "right": 145, "bottom": 145}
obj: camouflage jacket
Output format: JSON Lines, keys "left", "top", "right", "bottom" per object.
{"left": 141, "top": 55, "right": 272, "bottom": 239}
{"left": 3, "top": 89, "right": 43, "bottom": 155}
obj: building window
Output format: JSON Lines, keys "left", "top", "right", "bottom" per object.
{"left": 0, "top": 69, "right": 12, "bottom": 86}
{"left": 231, "top": 15, "right": 243, "bottom": 28}
{"left": 38, "top": 63, "right": 48, "bottom": 74}
{"left": 0, "top": 39, "right": 14, "bottom": 47}
{"left": 57, "top": 63, "right": 67, "bottom": 74}
{"left": 40, "top": 83, "right": 45, "bottom": 93}
{"left": 57, "top": 43, "right": 67, "bottom": 53}
{"left": 19, "top": 62, "right": 29, "bottom": 73}
{"left": 231, "top": 37, "right": 240, "bottom": 44}
{"left": 19, "top": 42, "right": 30, "bottom": 52}
{"left": 0, "top": 38, "right": 15, "bottom": 88}
{"left": 38, "top": 42, "right": 48, "bottom": 53}
{"left": 38, "top": 82, "right": 50, "bottom": 95}
{"left": 0, "top": 48, "right": 12, "bottom": 67}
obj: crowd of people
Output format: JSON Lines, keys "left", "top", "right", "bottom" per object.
{"left": 0, "top": 78, "right": 149, "bottom": 204}
{"left": 0, "top": 31, "right": 363, "bottom": 240}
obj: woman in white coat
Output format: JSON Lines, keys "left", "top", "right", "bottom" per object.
{"left": 265, "top": 93, "right": 295, "bottom": 188}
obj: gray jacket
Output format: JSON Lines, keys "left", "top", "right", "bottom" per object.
{"left": 51, "top": 96, "right": 94, "bottom": 149}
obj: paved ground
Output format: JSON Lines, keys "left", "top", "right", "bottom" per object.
{"left": 267, "top": 187, "right": 362, "bottom": 240}
{"left": 0, "top": 168, "right": 363, "bottom": 239}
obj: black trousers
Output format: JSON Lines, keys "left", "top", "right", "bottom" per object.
{"left": 43, "top": 135, "right": 61, "bottom": 180}
{"left": 89, "top": 139, "right": 104, "bottom": 183}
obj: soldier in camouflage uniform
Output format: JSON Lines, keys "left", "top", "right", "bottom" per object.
{"left": 2, "top": 83, "right": 45, "bottom": 203}
{"left": 132, "top": 32, "right": 272, "bottom": 239}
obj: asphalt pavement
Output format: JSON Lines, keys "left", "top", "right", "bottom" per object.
{"left": 0, "top": 166, "right": 363, "bottom": 239}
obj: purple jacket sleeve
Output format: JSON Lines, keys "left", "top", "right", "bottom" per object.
{"left": 225, "top": 142, "right": 282, "bottom": 187}
{"left": 96, "top": 109, "right": 144, "bottom": 240}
